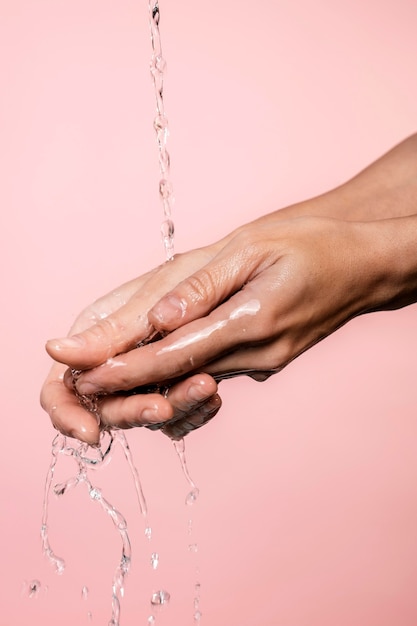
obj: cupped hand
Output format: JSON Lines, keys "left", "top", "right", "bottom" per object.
{"left": 41, "top": 261, "right": 222, "bottom": 444}
{"left": 58, "top": 214, "right": 387, "bottom": 397}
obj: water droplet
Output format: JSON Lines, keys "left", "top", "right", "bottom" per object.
{"left": 53, "top": 483, "right": 67, "bottom": 496}
{"left": 194, "top": 609, "right": 202, "bottom": 622}
{"left": 159, "top": 148, "right": 170, "bottom": 173}
{"left": 87, "top": 611, "right": 93, "bottom": 621}
{"left": 150, "top": 54, "right": 166, "bottom": 77}
{"left": 152, "top": 3, "right": 160, "bottom": 24}
{"left": 186, "top": 488, "right": 199, "bottom": 506}
{"left": 151, "top": 552, "right": 159, "bottom": 570}
{"left": 54, "top": 558, "right": 65, "bottom": 575}
{"left": 145, "top": 526, "right": 152, "bottom": 540}
{"left": 28, "top": 580, "right": 41, "bottom": 598}
{"left": 120, "top": 553, "right": 131, "bottom": 575}
{"left": 154, "top": 115, "right": 168, "bottom": 132}
{"left": 188, "top": 543, "right": 198, "bottom": 553}
{"left": 89, "top": 487, "right": 102, "bottom": 501}
{"left": 147, "top": 616, "right": 156, "bottom": 625}
{"left": 161, "top": 219, "right": 174, "bottom": 239}
{"left": 195, "top": 582, "right": 201, "bottom": 594}
{"left": 159, "top": 179, "right": 173, "bottom": 199}
{"left": 81, "top": 585, "right": 89, "bottom": 600}
{"left": 150, "top": 589, "right": 170, "bottom": 606}
{"left": 161, "top": 219, "right": 175, "bottom": 259}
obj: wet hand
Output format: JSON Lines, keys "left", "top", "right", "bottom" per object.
{"left": 65, "top": 215, "right": 389, "bottom": 395}
{"left": 41, "top": 265, "right": 222, "bottom": 444}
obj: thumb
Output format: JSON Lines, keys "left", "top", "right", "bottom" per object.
{"left": 45, "top": 306, "right": 152, "bottom": 369}
{"left": 148, "top": 242, "right": 252, "bottom": 332}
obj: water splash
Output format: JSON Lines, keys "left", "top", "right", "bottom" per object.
{"left": 41, "top": 430, "right": 146, "bottom": 625}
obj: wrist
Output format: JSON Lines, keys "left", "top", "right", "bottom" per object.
{"left": 360, "top": 215, "right": 417, "bottom": 313}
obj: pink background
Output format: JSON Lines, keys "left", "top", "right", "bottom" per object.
{"left": 1, "top": 1, "right": 417, "bottom": 624}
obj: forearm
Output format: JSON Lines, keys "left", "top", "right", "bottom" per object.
{"left": 275, "top": 133, "right": 417, "bottom": 223}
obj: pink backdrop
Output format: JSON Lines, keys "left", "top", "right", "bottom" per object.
{"left": 1, "top": 1, "right": 417, "bottom": 624}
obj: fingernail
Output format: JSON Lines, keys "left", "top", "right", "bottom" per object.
{"left": 76, "top": 381, "right": 100, "bottom": 395}
{"left": 187, "top": 381, "right": 211, "bottom": 402}
{"left": 141, "top": 408, "right": 159, "bottom": 424}
{"left": 47, "top": 335, "right": 86, "bottom": 351}
{"left": 151, "top": 295, "right": 187, "bottom": 325}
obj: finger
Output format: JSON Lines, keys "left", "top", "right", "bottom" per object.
{"left": 161, "top": 394, "right": 222, "bottom": 441}
{"left": 98, "top": 373, "right": 218, "bottom": 431}
{"left": 148, "top": 232, "right": 267, "bottom": 332}
{"left": 45, "top": 271, "right": 159, "bottom": 369}
{"left": 40, "top": 363, "right": 100, "bottom": 445}
{"left": 165, "top": 373, "right": 218, "bottom": 421}
{"left": 98, "top": 393, "right": 173, "bottom": 430}
{"left": 73, "top": 284, "right": 267, "bottom": 395}
{"left": 45, "top": 250, "right": 214, "bottom": 370}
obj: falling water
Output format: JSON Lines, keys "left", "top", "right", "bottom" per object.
{"left": 149, "top": 0, "right": 175, "bottom": 260}
{"left": 37, "top": 3, "right": 203, "bottom": 624}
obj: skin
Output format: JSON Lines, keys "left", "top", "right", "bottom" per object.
{"left": 42, "top": 134, "right": 417, "bottom": 444}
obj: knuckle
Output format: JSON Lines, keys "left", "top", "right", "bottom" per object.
{"left": 85, "top": 315, "right": 125, "bottom": 342}
{"left": 184, "top": 269, "right": 218, "bottom": 306}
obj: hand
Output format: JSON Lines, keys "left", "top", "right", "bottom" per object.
{"left": 43, "top": 134, "right": 417, "bottom": 440}
{"left": 51, "top": 214, "right": 400, "bottom": 396}
{"left": 41, "top": 268, "right": 221, "bottom": 444}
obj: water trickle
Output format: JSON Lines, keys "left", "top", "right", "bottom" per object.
{"left": 41, "top": 429, "right": 145, "bottom": 625}
{"left": 150, "top": 589, "right": 171, "bottom": 606}
{"left": 82, "top": 585, "right": 89, "bottom": 600}
{"left": 149, "top": 0, "right": 175, "bottom": 260}
{"left": 173, "top": 438, "right": 202, "bottom": 620}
